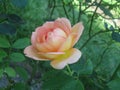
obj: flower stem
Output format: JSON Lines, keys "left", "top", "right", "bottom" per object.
{"left": 66, "top": 65, "right": 73, "bottom": 76}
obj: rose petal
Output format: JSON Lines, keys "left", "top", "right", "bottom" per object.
{"left": 36, "top": 42, "right": 55, "bottom": 52}
{"left": 35, "top": 26, "right": 48, "bottom": 43}
{"left": 38, "top": 52, "right": 65, "bottom": 59}
{"left": 71, "top": 22, "right": 84, "bottom": 46}
{"left": 53, "top": 28, "right": 67, "bottom": 38}
{"left": 58, "top": 34, "right": 73, "bottom": 51}
{"left": 47, "top": 37, "right": 66, "bottom": 50}
{"left": 31, "top": 32, "right": 37, "bottom": 47}
{"left": 50, "top": 48, "right": 82, "bottom": 69}
{"left": 54, "top": 18, "right": 71, "bottom": 35}
{"left": 24, "top": 46, "right": 48, "bottom": 60}
{"left": 43, "top": 22, "right": 55, "bottom": 30}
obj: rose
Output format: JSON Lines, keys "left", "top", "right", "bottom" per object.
{"left": 24, "top": 18, "right": 84, "bottom": 69}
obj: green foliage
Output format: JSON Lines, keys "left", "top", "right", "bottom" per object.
{"left": 0, "top": 23, "right": 16, "bottom": 35}
{"left": 99, "top": 5, "right": 113, "bottom": 18}
{"left": 0, "top": 36, "right": 10, "bottom": 48}
{"left": 4, "top": 67, "right": 16, "bottom": 77}
{"left": 63, "top": 0, "right": 72, "bottom": 4}
{"left": 107, "top": 78, "right": 120, "bottom": 90}
{"left": 12, "top": 83, "right": 29, "bottom": 90}
{"left": 42, "top": 70, "right": 84, "bottom": 90}
{"left": 12, "top": 38, "right": 30, "bottom": 49}
{"left": 7, "top": 14, "right": 24, "bottom": 24}
{"left": 0, "top": 69, "right": 4, "bottom": 78}
{"left": 0, "top": 0, "right": 120, "bottom": 89}
{"left": 11, "top": 0, "right": 28, "bottom": 8}
{"left": 70, "top": 58, "right": 93, "bottom": 75}
{"left": 15, "top": 67, "right": 29, "bottom": 81}
{"left": 0, "top": 49, "right": 7, "bottom": 62}
{"left": 10, "top": 53, "right": 25, "bottom": 62}
{"left": 112, "top": 32, "right": 120, "bottom": 42}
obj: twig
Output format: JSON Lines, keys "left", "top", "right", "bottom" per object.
{"left": 79, "top": 30, "right": 111, "bottom": 50}
{"left": 62, "top": 0, "right": 69, "bottom": 19}
{"left": 49, "top": 0, "right": 56, "bottom": 19}
{"left": 72, "top": 5, "right": 75, "bottom": 24}
{"left": 78, "top": 2, "right": 82, "bottom": 22}
{"left": 88, "top": 0, "right": 103, "bottom": 37}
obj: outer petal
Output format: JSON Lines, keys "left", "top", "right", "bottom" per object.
{"left": 24, "top": 46, "right": 48, "bottom": 60}
{"left": 50, "top": 48, "right": 82, "bottom": 69}
{"left": 43, "top": 22, "right": 55, "bottom": 30}
{"left": 71, "top": 22, "right": 84, "bottom": 46}
{"left": 38, "top": 52, "right": 65, "bottom": 59}
{"left": 31, "top": 32, "right": 37, "bottom": 47}
{"left": 54, "top": 18, "right": 71, "bottom": 35}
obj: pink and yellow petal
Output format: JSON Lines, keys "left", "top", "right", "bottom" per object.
{"left": 31, "top": 32, "right": 37, "bottom": 47}
{"left": 24, "top": 46, "right": 48, "bottom": 60}
{"left": 50, "top": 48, "right": 82, "bottom": 69}
{"left": 54, "top": 18, "right": 71, "bottom": 35}
{"left": 43, "top": 22, "right": 55, "bottom": 30}
{"left": 38, "top": 52, "right": 65, "bottom": 59}
{"left": 58, "top": 35, "right": 73, "bottom": 51}
{"left": 71, "top": 22, "right": 84, "bottom": 46}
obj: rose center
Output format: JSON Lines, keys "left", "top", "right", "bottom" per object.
{"left": 42, "top": 28, "right": 67, "bottom": 42}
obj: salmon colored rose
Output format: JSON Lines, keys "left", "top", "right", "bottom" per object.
{"left": 24, "top": 18, "right": 84, "bottom": 69}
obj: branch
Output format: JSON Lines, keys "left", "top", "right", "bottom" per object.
{"left": 88, "top": 0, "right": 103, "bottom": 37}
{"left": 78, "top": 2, "right": 82, "bottom": 22}
{"left": 49, "top": 0, "right": 56, "bottom": 19}
{"left": 62, "top": 0, "right": 69, "bottom": 19}
{"left": 79, "top": 30, "right": 111, "bottom": 50}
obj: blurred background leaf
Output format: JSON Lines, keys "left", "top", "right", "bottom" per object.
{"left": 11, "top": 0, "right": 28, "bottom": 8}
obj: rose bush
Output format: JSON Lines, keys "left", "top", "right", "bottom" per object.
{"left": 24, "top": 18, "right": 84, "bottom": 69}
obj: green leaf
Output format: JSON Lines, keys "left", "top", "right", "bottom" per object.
{"left": 86, "top": 0, "right": 91, "bottom": 2}
{"left": 13, "top": 83, "right": 28, "bottom": 90}
{"left": 95, "top": 47, "right": 120, "bottom": 81}
{"left": 0, "top": 36, "right": 10, "bottom": 48}
{"left": 42, "top": 70, "right": 84, "bottom": 90}
{"left": 63, "top": 0, "right": 72, "bottom": 4}
{"left": 11, "top": 0, "right": 28, "bottom": 8}
{"left": 0, "top": 0, "right": 3, "bottom": 3}
{"left": 107, "top": 78, "right": 120, "bottom": 90}
{"left": 61, "top": 80, "right": 84, "bottom": 90}
{"left": 117, "top": 71, "right": 120, "bottom": 78}
{"left": 0, "top": 69, "right": 4, "bottom": 78}
{"left": 7, "top": 14, "right": 24, "bottom": 24}
{"left": 78, "top": 0, "right": 83, "bottom": 2}
{"left": 4, "top": 67, "right": 16, "bottom": 77}
{"left": 0, "top": 23, "right": 16, "bottom": 35}
{"left": 15, "top": 67, "right": 29, "bottom": 81}
{"left": 0, "top": 49, "right": 7, "bottom": 62}
{"left": 0, "top": 14, "right": 8, "bottom": 22}
{"left": 12, "top": 38, "right": 30, "bottom": 49}
{"left": 117, "top": 67, "right": 120, "bottom": 78}
{"left": 70, "top": 58, "right": 93, "bottom": 75}
{"left": 10, "top": 53, "right": 25, "bottom": 62}
{"left": 112, "top": 32, "right": 120, "bottom": 42}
